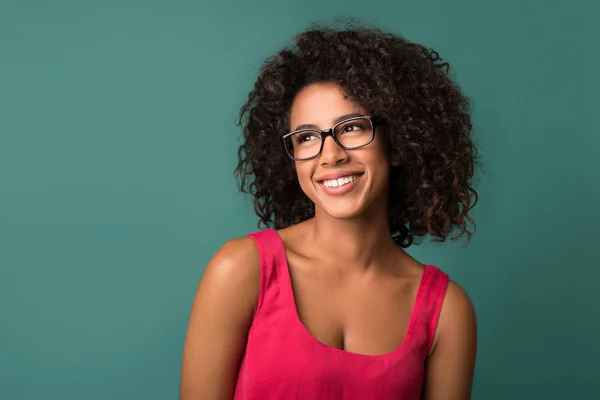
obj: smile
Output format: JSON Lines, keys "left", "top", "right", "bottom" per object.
{"left": 321, "top": 174, "right": 361, "bottom": 188}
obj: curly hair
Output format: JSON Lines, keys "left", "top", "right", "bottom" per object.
{"left": 235, "top": 23, "right": 479, "bottom": 247}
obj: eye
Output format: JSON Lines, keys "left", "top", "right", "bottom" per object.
{"left": 343, "top": 124, "right": 361, "bottom": 132}
{"left": 339, "top": 121, "right": 368, "bottom": 134}
{"left": 294, "top": 132, "right": 319, "bottom": 144}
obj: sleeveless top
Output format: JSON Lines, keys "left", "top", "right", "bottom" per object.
{"left": 234, "top": 228, "right": 449, "bottom": 400}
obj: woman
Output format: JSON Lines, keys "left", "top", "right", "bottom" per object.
{"left": 181, "top": 24, "right": 479, "bottom": 400}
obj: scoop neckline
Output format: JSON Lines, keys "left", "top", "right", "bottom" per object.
{"left": 270, "top": 228, "right": 430, "bottom": 359}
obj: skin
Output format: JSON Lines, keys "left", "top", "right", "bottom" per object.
{"left": 180, "top": 82, "right": 477, "bottom": 400}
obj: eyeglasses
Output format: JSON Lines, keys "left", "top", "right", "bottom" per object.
{"left": 281, "top": 115, "right": 378, "bottom": 161}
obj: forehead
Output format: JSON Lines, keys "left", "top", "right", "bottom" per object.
{"left": 289, "top": 82, "right": 367, "bottom": 129}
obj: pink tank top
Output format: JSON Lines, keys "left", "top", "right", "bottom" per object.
{"left": 234, "top": 228, "right": 449, "bottom": 400}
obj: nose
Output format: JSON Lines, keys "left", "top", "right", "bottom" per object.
{"left": 319, "top": 135, "right": 348, "bottom": 166}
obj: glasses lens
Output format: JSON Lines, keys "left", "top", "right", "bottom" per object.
{"left": 334, "top": 118, "right": 374, "bottom": 149}
{"left": 284, "top": 130, "right": 322, "bottom": 159}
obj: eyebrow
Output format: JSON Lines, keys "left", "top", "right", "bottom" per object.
{"left": 292, "top": 112, "right": 366, "bottom": 131}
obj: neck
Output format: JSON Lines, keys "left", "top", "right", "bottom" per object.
{"left": 306, "top": 203, "right": 399, "bottom": 271}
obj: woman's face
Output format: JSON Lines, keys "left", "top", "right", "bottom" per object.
{"left": 288, "top": 82, "right": 397, "bottom": 221}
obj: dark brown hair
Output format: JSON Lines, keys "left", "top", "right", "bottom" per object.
{"left": 235, "top": 24, "right": 479, "bottom": 247}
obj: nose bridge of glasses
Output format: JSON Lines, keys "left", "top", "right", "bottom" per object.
{"left": 320, "top": 127, "right": 336, "bottom": 141}
{"left": 320, "top": 130, "right": 347, "bottom": 155}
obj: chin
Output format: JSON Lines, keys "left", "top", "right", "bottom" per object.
{"left": 316, "top": 198, "right": 369, "bottom": 221}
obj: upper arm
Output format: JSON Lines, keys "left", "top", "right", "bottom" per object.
{"left": 179, "top": 237, "right": 260, "bottom": 400}
{"left": 422, "top": 281, "right": 478, "bottom": 400}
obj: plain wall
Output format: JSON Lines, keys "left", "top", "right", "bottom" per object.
{"left": 1, "top": 0, "right": 598, "bottom": 398}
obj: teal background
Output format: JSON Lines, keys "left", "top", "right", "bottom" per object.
{"left": 1, "top": 0, "right": 598, "bottom": 399}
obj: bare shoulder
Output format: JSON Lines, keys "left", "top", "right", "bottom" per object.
{"left": 203, "top": 236, "right": 260, "bottom": 281}
{"left": 430, "top": 278, "right": 477, "bottom": 355}
{"left": 180, "top": 235, "right": 261, "bottom": 399}
{"left": 442, "top": 280, "right": 477, "bottom": 325}
{"left": 198, "top": 235, "right": 261, "bottom": 310}
{"left": 422, "top": 278, "right": 477, "bottom": 399}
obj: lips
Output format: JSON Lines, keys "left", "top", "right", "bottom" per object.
{"left": 316, "top": 172, "right": 364, "bottom": 196}
{"left": 316, "top": 170, "right": 365, "bottom": 182}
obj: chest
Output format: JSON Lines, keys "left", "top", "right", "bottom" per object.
{"left": 288, "top": 263, "right": 420, "bottom": 356}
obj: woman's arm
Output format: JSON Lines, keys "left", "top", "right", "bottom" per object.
{"left": 180, "top": 237, "right": 260, "bottom": 400}
{"left": 422, "top": 281, "right": 478, "bottom": 400}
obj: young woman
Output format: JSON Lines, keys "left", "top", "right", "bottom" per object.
{"left": 181, "top": 25, "right": 479, "bottom": 400}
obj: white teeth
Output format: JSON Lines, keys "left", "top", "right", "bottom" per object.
{"left": 322, "top": 174, "right": 359, "bottom": 188}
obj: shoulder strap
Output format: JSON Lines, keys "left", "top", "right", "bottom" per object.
{"left": 246, "top": 228, "right": 291, "bottom": 316}
{"left": 415, "top": 265, "right": 450, "bottom": 353}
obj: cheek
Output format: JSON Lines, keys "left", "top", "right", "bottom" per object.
{"left": 294, "top": 161, "right": 322, "bottom": 202}
{"left": 294, "top": 162, "right": 314, "bottom": 187}
{"left": 363, "top": 148, "right": 392, "bottom": 187}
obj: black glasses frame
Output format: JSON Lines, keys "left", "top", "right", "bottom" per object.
{"left": 281, "top": 115, "right": 379, "bottom": 161}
